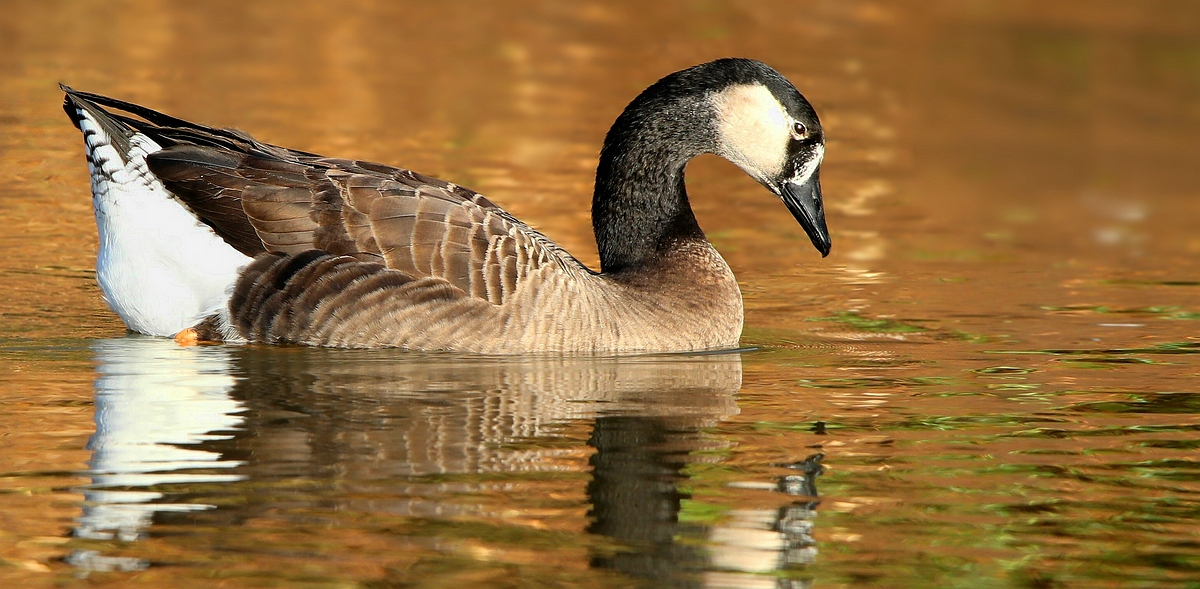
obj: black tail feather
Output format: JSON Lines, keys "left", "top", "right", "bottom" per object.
{"left": 61, "top": 84, "right": 137, "bottom": 158}
{"left": 62, "top": 83, "right": 208, "bottom": 133}
{"left": 59, "top": 84, "right": 315, "bottom": 157}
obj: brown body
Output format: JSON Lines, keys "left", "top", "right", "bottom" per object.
{"left": 63, "top": 59, "right": 827, "bottom": 354}
{"left": 143, "top": 146, "right": 744, "bottom": 353}
{"left": 233, "top": 238, "right": 742, "bottom": 353}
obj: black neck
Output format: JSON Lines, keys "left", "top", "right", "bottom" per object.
{"left": 591, "top": 98, "right": 713, "bottom": 274}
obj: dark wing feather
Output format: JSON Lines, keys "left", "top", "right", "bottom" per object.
{"left": 306, "top": 158, "right": 591, "bottom": 303}
{"left": 146, "top": 146, "right": 267, "bottom": 256}
{"left": 310, "top": 159, "right": 589, "bottom": 304}
{"left": 64, "top": 87, "right": 590, "bottom": 304}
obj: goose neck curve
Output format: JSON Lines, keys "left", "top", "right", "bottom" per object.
{"left": 592, "top": 97, "right": 715, "bottom": 274}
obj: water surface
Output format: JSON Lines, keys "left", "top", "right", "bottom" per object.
{"left": 1, "top": 1, "right": 1198, "bottom": 587}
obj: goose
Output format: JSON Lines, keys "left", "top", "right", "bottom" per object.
{"left": 62, "top": 58, "right": 830, "bottom": 353}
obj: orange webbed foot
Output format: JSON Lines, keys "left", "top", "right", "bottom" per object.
{"left": 174, "top": 328, "right": 200, "bottom": 346}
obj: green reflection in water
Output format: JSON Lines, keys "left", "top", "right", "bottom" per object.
{"left": 807, "top": 311, "right": 930, "bottom": 333}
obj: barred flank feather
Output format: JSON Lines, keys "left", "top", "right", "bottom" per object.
{"left": 228, "top": 251, "right": 501, "bottom": 350}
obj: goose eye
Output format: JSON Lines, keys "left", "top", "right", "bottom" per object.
{"left": 791, "top": 121, "right": 807, "bottom": 140}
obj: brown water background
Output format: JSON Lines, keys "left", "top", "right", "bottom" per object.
{"left": 1, "top": 1, "right": 1198, "bottom": 587}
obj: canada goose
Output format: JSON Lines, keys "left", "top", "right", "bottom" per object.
{"left": 62, "top": 58, "right": 830, "bottom": 353}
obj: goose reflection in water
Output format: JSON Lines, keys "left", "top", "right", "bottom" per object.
{"left": 72, "top": 337, "right": 822, "bottom": 587}
{"left": 71, "top": 338, "right": 246, "bottom": 572}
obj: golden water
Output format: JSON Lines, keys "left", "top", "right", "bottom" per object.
{"left": 1, "top": 1, "right": 1198, "bottom": 587}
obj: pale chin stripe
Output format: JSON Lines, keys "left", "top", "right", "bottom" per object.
{"left": 792, "top": 143, "right": 824, "bottom": 185}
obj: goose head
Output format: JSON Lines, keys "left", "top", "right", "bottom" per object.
{"left": 594, "top": 58, "right": 832, "bottom": 273}
{"left": 708, "top": 64, "right": 830, "bottom": 257}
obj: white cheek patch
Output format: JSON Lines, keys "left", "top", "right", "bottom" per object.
{"left": 711, "top": 83, "right": 791, "bottom": 180}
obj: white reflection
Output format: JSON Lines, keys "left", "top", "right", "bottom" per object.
{"left": 702, "top": 456, "right": 821, "bottom": 589}
{"left": 75, "top": 337, "right": 245, "bottom": 547}
{"left": 1082, "top": 190, "right": 1147, "bottom": 251}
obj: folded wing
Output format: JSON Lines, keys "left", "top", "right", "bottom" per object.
{"left": 91, "top": 108, "right": 595, "bottom": 306}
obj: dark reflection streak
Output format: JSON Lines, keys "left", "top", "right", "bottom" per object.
{"left": 587, "top": 416, "right": 708, "bottom": 587}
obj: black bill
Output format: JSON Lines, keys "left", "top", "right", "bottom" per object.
{"left": 780, "top": 169, "right": 831, "bottom": 257}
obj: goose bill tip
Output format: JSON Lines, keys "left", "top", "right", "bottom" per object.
{"left": 780, "top": 177, "right": 831, "bottom": 258}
